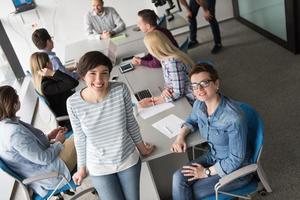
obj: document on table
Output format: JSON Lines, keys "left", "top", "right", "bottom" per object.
{"left": 152, "top": 114, "right": 185, "bottom": 138}
{"left": 110, "top": 33, "right": 127, "bottom": 42}
{"left": 138, "top": 103, "right": 174, "bottom": 119}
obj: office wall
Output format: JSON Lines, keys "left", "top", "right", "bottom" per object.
{"left": 0, "top": 0, "right": 233, "bottom": 72}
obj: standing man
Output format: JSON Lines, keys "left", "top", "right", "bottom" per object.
{"left": 85, "top": 0, "right": 126, "bottom": 39}
{"left": 179, "top": 0, "right": 222, "bottom": 53}
{"left": 132, "top": 9, "right": 178, "bottom": 68}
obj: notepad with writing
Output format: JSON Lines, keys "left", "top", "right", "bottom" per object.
{"left": 152, "top": 114, "right": 185, "bottom": 138}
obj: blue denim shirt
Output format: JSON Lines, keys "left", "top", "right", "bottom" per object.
{"left": 183, "top": 95, "right": 249, "bottom": 177}
{"left": 44, "top": 50, "right": 79, "bottom": 80}
{"left": 0, "top": 118, "right": 71, "bottom": 197}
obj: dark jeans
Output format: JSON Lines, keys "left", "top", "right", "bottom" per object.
{"left": 172, "top": 153, "right": 252, "bottom": 200}
{"left": 188, "top": 0, "right": 221, "bottom": 45}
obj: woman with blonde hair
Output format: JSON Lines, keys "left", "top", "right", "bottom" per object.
{"left": 139, "top": 30, "right": 195, "bottom": 107}
{"left": 30, "top": 52, "right": 78, "bottom": 127}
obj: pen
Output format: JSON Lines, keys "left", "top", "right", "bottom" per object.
{"left": 164, "top": 126, "right": 173, "bottom": 135}
{"left": 151, "top": 97, "right": 155, "bottom": 106}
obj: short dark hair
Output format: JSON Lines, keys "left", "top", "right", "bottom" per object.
{"left": 77, "top": 51, "right": 113, "bottom": 77}
{"left": 189, "top": 63, "right": 219, "bottom": 81}
{"left": 138, "top": 9, "right": 158, "bottom": 27}
{"left": 32, "top": 28, "right": 51, "bottom": 49}
{"left": 0, "top": 85, "right": 19, "bottom": 120}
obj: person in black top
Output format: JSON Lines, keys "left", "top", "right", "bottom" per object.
{"left": 30, "top": 52, "right": 79, "bottom": 128}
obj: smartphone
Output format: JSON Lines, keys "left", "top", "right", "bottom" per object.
{"left": 119, "top": 63, "right": 134, "bottom": 73}
{"left": 121, "top": 55, "right": 134, "bottom": 62}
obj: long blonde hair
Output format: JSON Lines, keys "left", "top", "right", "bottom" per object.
{"left": 144, "top": 31, "right": 195, "bottom": 67}
{"left": 30, "top": 52, "right": 50, "bottom": 96}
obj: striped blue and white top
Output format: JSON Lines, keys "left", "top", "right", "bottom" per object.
{"left": 67, "top": 82, "right": 142, "bottom": 175}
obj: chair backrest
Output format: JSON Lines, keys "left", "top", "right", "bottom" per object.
{"left": 239, "top": 103, "right": 264, "bottom": 164}
{"left": 0, "top": 157, "right": 24, "bottom": 181}
{"left": 179, "top": 37, "right": 189, "bottom": 53}
{"left": 33, "top": 91, "right": 59, "bottom": 133}
{"left": 157, "top": 15, "right": 167, "bottom": 29}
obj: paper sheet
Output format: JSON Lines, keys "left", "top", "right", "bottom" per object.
{"left": 152, "top": 114, "right": 185, "bottom": 138}
{"left": 110, "top": 33, "right": 127, "bottom": 42}
{"left": 138, "top": 103, "right": 174, "bottom": 119}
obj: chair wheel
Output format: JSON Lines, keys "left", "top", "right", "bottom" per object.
{"left": 64, "top": 189, "right": 75, "bottom": 196}
{"left": 91, "top": 188, "right": 98, "bottom": 195}
{"left": 259, "top": 189, "right": 267, "bottom": 196}
{"left": 54, "top": 193, "right": 64, "bottom": 200}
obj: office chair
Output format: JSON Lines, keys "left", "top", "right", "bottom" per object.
{"left": 201, "top": 103, "right": 272, "bottom": 200}
{"left": 179, "top": 37, "right": 189, "bottom": 53}
{"left": 0, "top": 157, "right": 76, "bottom": 200}
{"left": 157, "top": 15, "right": 167, "bottom": 29}
{"left": 34, "top": 91, "right": 73, "bottom": 139}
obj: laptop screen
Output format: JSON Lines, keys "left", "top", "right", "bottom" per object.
{"left": 12, "top": 0, "right": 36, "bottom": 13}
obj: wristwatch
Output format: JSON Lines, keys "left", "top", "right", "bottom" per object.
{"left": 204, "top": 168, "right": 211, "bottom": 177}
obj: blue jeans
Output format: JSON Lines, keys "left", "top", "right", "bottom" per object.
{"left": 188, "top": 0, "right": 221, "bottom": 45}
{"left": 90, "top": 159, "right": 141, "bottom": 200}
{"left": 172, "top": 153, "right": 252, "bottom": 200}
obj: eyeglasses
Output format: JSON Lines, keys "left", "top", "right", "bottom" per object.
{"left": 190, "top": 80, "right": 213, "bottom": 90}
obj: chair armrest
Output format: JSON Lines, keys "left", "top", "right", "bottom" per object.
{"left": 56, "top": 115, "right": 69, "bottom": 122}
{"left": 22, "top": 172, "right": 60, "bottom": 184}
{"left": 218, "top": 164, "right": 257, "bottom": 187}
{"left": 69, "top": 186, "right": 95, "bottom": 200}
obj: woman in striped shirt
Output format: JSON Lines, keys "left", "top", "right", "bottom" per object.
{"left": 139, "top": 30, "right": 195, "bottom": 108}
{"left": 67, "top": 51, "right": 154, "bottom": 200}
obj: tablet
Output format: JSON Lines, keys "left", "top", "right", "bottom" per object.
{"left": 119, "top": 63, "right": 134, "bottom": 73}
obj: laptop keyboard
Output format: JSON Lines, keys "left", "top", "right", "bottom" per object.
{"left": 134, "top": 89, "right": 152, "bottom": 101}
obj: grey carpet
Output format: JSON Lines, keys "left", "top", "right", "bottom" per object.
{"left": 60, "top": 20, "right": 300, "bottom": 200}
{"left": 175, "top": 19, "right": 300, "bottom": 200}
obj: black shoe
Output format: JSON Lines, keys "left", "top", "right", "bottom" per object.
{"left": 211, "top": 44, "right": 222, "bottom": 54}
{"left": 63, "top": 189, "right": 75, "bottom": 196}
{"left": 188, "top": 40, "right": 199, "bottom": 49}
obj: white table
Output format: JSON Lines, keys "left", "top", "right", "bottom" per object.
{"left": 65, "top": 25, "right": 145, "bottom": 63}
{"left": 66, "top": 32, "right": 205, "bottom": 199}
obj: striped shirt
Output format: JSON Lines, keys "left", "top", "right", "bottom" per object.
{"left": 66, "top": 82, "right": 142, "bottom": 175}
{"left": 84, "top": 7, "right": 126, "bottom": 37}
{"left": 161, "top": 57, "right": 194, "bottom": 103}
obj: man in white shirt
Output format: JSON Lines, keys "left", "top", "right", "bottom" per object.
{"left": 85, "top": 0, "right": 126, "bottom": 39}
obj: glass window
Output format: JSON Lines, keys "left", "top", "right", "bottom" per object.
{"left": 238, "top": 0, "right": 287, "bottom": 41}
{"left": 0, "top": 46, "right": 16, "bottom": 86}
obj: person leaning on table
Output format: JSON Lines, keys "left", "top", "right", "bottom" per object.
{"left": 131, "top": 9, "right": 178, "bottom": 68}
{"left": 0, "top": 85, "right": 76, "bottom": 198}
{"left": 67, "top": 51, "right": 155, "bottom": 200}
{"left": 171, "top": 64, "right": 252, "bottom": 200}
{"left": 138, "top": 30, "right": 195, "bottom": 108}
{"left": 85, "top": 0, "right": 126, "bottom": 40}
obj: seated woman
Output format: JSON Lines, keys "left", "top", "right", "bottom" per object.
{"left": 0, "top": 85, "right": 76, "bottom": 198}
{"left": 30, "top": 52, "right": 79, "bottom": 127}
{"left": 139, "top": 30, "right": 195, "bottom": 107}
{"left": 171, "top": 64, "right": 252, "bottom": 199}
{"left": 67, "top": 51, "right": 154, "bottom": 200}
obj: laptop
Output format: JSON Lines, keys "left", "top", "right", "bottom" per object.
{"left": 13, "top": 0, "right": 36, "bottom": 13}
